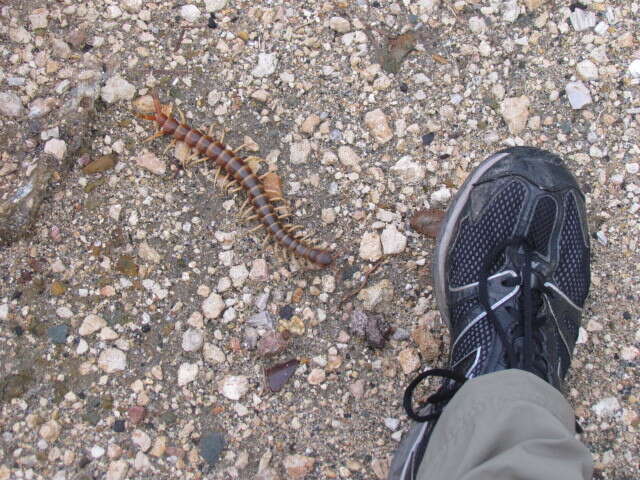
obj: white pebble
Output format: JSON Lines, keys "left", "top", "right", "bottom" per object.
{"left": 182, "top": 329, "right": 204, "bottom": 352}
{"left": 177, "top": 362, "right": 199, "bottom": 386}
{"left": 180, "top": 5, "right": 201, "bottom": 23}
{"left": 252, "top": 53, "right": 278, "bottom": 78}
{"left": 565, "top": 82, "right": 592, "bottom": 110}
{"left": 218, "top": 375, "right": 249, "bottom": 400}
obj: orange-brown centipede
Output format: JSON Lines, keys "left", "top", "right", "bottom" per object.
{"left": 137, "top": 93, "right": 333, "bottom": 267}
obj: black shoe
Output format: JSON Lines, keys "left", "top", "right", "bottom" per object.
{"left": 388, "top": 147, "right": 590, "bottom": 480}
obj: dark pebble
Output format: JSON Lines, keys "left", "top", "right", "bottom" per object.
{"left": 399, "top": 82, "right": 408, "bottom": 93}
{"left": 113, "top": 419, "right": 126, "bottom": 432}
{"left": 421, "top": 132, "right": 435, "bottom": 146}
{"left": 199, "top": 432, "right": 225, "bottom": 466}
{"left": 208, "top": 13, "right": 217, "bottom": 28}
{"left": 279, "top": 305, "right": 294, "bottom": 320}
{"left": 13, "top": 325, "right": 24, "bottom": 336}
{"left": 559, "top": 122, "right": 572, "bottom": 134}
{"left": 47, "top": 324, "right": 69, "bottom": 344}
{"left": 141, "top": 324, "right": 151, "bottom": 333}
{"left": 372, "top": 1, "right": 380, "bottom": 7}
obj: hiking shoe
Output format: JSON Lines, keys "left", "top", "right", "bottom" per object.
{"left": 388, "top": 147, "right": 590, "bottom": 480}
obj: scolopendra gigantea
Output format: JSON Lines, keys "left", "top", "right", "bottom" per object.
{"left": 135, "top": 93, "right": 334, "bottom": 267}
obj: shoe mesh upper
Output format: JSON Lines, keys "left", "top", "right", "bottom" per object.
{"left": 527, "top": 196, "right": 557, "bottom": 256}
{"left": 554, "top": 193, "right": 590, "bottom": 307}
{"left": 449, "top": 181, "right": 526, "bottom": 288}
{"left": 451, "top": 317, "right": 492, "bottom": 378}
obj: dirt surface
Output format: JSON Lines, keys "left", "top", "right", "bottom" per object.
{"left": 0, "top": 1, "right": 639, "bottom": 479}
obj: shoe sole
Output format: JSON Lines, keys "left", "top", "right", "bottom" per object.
{"left": 433, "top": 151, "right": 511, "bottom": 327}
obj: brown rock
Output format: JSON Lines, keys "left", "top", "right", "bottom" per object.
{"left": 398, "top": 348, "right": 420, "bottom": 374}
{"left": 50, "top": 280, "right": 66, "bottom": 296}
{"left": 411, "top": 328, "right": 440, "bottom": 363}
{"left": 410, "top": 209, "right": 445, "bottom": 238}
{"left": 283, "top": 454, "right": 315, "bottom": 479}
{"left": 128, "top": 406, "right": 147, "bottom": 425}
{"left": 82, "top": 155, "right": 117, "bottom": 174}
{"left": 265, "top": 358, "right": 299, "bottom": 392}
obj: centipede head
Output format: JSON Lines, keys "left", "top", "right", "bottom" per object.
{"left": 134, "top": 89, "right": 168, "bottom": 128}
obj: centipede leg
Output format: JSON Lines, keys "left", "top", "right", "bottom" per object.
{"left": 163, "top": 139, "right": 178, "bottom": 155}
{"left": 143, "top": 131, "right": 165, "bottom": 143}
{"left": 248, "top": 224, "right": 264, "bottom": 234}
{"left": 177, "top": 106, "right": 186, "bottom": 124}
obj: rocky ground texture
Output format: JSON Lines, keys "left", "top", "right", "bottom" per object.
{"left": 1, "top": 0, "right": 639, "bottom": 479}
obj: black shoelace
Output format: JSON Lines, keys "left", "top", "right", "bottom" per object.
{"left": 404, "top": 236, "right": 547, "bottom": 422}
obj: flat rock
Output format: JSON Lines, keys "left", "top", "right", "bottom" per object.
{"left": 290, "top": 139, "right": 312, "bottom": 164}
{"left": 283, "top": 455, "right": 315, "bottom": 479}
{"left": 202, "top": 292, "right": 225, "bottom": 319}
{"left": 500, "top": 96, "right": 530, "bottom": 134}
{"left": 592, "top": 397, "right": 621, "bottom": 417}
{"left": 380, "top": 224, "right": 407, "bottom": 255}
{"left": 182, "top": 329, "right": 204, "bottom": 352}
{"left": 398, "top": 348, "right": 420, "bottom": 374}
{"left": 252, "top": 53, "right": 278, "bottom": 77}
{"left": 47, "top": 325, "right": 69, "bottom": 344}
{"left": 44, "top": 139, "right": 67, "bottom": 161}
{"left": 106, "top": 460, "right": 128, "bottom": 480}
{"left": 337, "top": 146, "right": 362, "bottom": 172}
{"left": 328, "top": 16, "right": 351, "bottom": 33}
{"left": 79, "top": 314, "right": 106, "bottom": 336}
{"left": 357, "top": 279, "right": 394, "bottom": 311}
{"left": 565, "top": 81, "right": 592, "bottom": 110}
{"left": 177, "top": 362, "right": 199, "bottom": 386}
{"left": 199, "top": 432, "right": 225, "bottom": 466}
{"left": 136, "top": 151, "right": 166, "bottom": 175}
{"left": 180, "top": 4, "right": 201, "bottom": 22}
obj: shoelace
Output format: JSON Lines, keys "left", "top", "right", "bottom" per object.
{"left": 404, "top": 236, "right": 547, "bottom": 422}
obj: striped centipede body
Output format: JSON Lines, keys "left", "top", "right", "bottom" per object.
{"left": 136, "top": 93, "right": 333, "bottom": 267}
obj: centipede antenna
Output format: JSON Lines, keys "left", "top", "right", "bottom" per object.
{"left": 233, "top": 144, "right": 248, "bottom": 154}
{"left": 228, "top": 186, "right": 244, "bottom": 194}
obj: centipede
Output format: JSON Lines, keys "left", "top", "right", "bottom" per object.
{"left": 135, "top": 93, "right": 333, "bottom": 267}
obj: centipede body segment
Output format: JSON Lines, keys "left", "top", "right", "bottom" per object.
{"left": 137, "top": 94, "right": 333, "bottom": 267}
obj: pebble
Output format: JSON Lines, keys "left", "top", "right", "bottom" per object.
{"left": 138, "top": 242, "right": 161, "bottom": 263}
{"left": 0, "top": 303, "right": 7, "bottom": 321}
{"left": 136, "top": 151, "right": 166, "bottom": 175}
{"left": 591, "top": 397, "right": 621, "bottom": 417}
{"left": 252, "top": 53, "right": 278, "bottom": 77}
{"left": 249, "top": 259, "right": 269, "bottom": 281}
{"left": 180, "top": 5, "right": 201, "bottom": 22}
{"left": 257, "top": 331, "right": 288, "bottom": 357}
{"left": 101, "top": 76, "right": 136, "bottom": 103}
{"left": 229, "top": 264, "right": 249, "bottom": 287}
{"left": 430, "top": 187, "right": 451, "bottom": 205}
{"left": 98, "top": 348, "right": 127, "bottom": 373}
{"left": 44, "top": 139, "right": 67, "bottom": 161}
{"left": 203, "top": 342, "right": 226, "bottom": 363}
{"left": 79, "top": 314, "right": 106, "bottom": 336}
{"left": 283, "top": 455, "right": 316, "bottom": 479}
{"left": 569, "top": 8, "right": 596, "bottom": 31}
{"left": 91, "top": 445, "right": 105, "bottom": 458}
{"left": 307, "top": 368, "right": 326, "bottom": 385}
{"left": 577, "top": 60, "right": 599, "bottom": 81}
{"left": 182, "top": 329, "right": 204, "bottom": 352}
{"left": 390, "top": 156, "right": 425, "bottom": 183}
{"left": 29, "top": 9, "right": 49, "bottom": 29}
{"left": 131, "top": 429, "right": 151, "bottom": 452}
{"left": 218, "top": 375, "right": 249, "bottom": 400}
{"left": 384, "top": 418, "right": 400, "bottom": 431}
{"left": 290, "top": 139, "right": 312, "bottom": 164}
{"left": 359, "top": 231, "right": 382, "bottom": 262}
{"left": 204, "top": 0, "right": 227, "bottom": 12}
{"left": 123, "top": 0, "right": 143, "bottom": 13}
{"left": 106, "top": 460, "right": 128, "bottom": 480}
{"left": 500, "top": 96, "right": 530, "bottom": 134}
{"left": 199, "top": 432, "right": 225, "bottom": 466}
{"left": 398, "top": 348, "right": 420, "bottom": 374}
{"left": 329, "top": 16, "right": 351, "bottom": 33}
{"left": 380, "top": 224, "right": 407, "bottom": 255}
{"left": 468, "top": 16, "right": 486, "bottom": 34}
{"left": 350, "top": 379, "right": 365, "bottom": 400}
{"left": 202, "top": 292, "right": 225, "bottom": 319}
{"left": 128, "top": 406, "right": 147, "bottom": 425}
{"left": 364, "top": 109, "right": 393, "bottom": 144}
{"left": 337, "top": 146, "right": 362, "bottom": 172}
{"left": 301, "top": 114, "right": 321, "bottom": 134}
{"left": 357, "top": 279, "right": 393, "bottom": 311}
{"left": 629, "top": 60, "right": 640, "bottom": 79}
{"left": 626, "top": 163, "right": 639, "bottom": 175}
{"left": 47, "top": 325, "right": 69, "bottom": 344}
{"left": 620, "top": 346, "right": 638, "bottom": 361}
{"left": 565, "top": 82, "right": 592, "bottom": 110}
{"left": 248, "top": 311, "right": 275, "bottom": 329}
{"left": 39, "top": 420, "right": 61, "bottom": 441}
{"left": 501, "top": 0, "right": 520, "bottom": 22}
{"left": 177, "top": 363, "right": 199, "bottom": 386}
{"left": 28, "top": 97, "right": 54, "bottom": 119}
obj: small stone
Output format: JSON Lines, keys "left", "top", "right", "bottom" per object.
{"left": 79, "top": 314, "right": 106, "bottom": 336}
{"left": 99, "top": 348, "right": 127, "bottom": 373}
{"left": 177, "top": 363, "right": 199, "bottom": 386}
{"left": 502, "top": 0, "right": 520, "bottom": 22}
{"left": 265, "top": 358, "right": 299, "bottom": 392}
{"left": 128, "top": 406, "right": 147, "bottom": 425}
{"left": 524, "top": 0, "right": 546, "bottom": 10}
{"left": 0, "top": 303, "right": 8, "bottom": 321}
{"left": 329, "top": 16, "right": 351, "bottom": 33}
{"left": 290, "top": 139, "right": 312, "bottom": 164}
{"left": 218, "top": 375, "right": 249, "bottom": 400}
{"left": 301, "top": 114, "right": 321, "bottom": 134}
{"left": 357, "top": 279, "right": 394, "bottom": 311}
{"left": 411, "top": 327, "right": 439, "bottom": 363}
{"left": 398, "top": 348, "right": 420, "bottom": 374}
{"left": 500, "top": 96, "right": 530, "bottom": 134}
{"left": 202, "top": 293, "right": 225, "bottom": 319}
{"left": 29, "top": 8, "right": 49, "bottom": 29}
{"left": 51, "top": 280, "right": 66, "bottom": 296}
{"left": 44, "top": 139, "right": 67, "bottom": 161}
{"left": 136, "top": 151, "right": 166, "bottom": 175}
{"left": 283, "top": 455, "right": 315, "bottom": 479}
{"left": 629, "top": 60, "right": 640, "bottom": 79}
{"left": 384, "top": 417, "right": 400, "bottom": 431}
{"left": 390, "top": 156, "right": 425, "bottom": 183}
{"left": 248, "top": 311, "right": 274, "bottom": 329}
{"left": 249, "top": 259, "right": 269, "bottom": 281}
{"left": 91, "top": 445, "right": 106, "bottom": 458}
{"left": 620, "top": 346, "right": 638, "bottom": 361}
{"left": 106, "top": 460, "right": 128, "bottom": 480}
{"left": 39, "top": 420, "right": 61, "bottom": 441}
{"left": 66, "top": 28, "right": 87, "bottom": 48}
{"left": 431, "top": 186, "right": 451, "bottom": 205}
{"left": 337, "top": 146, "right": 362, "bottom": 172}
{"left": 138, "top": 242, "right": 161, "bottom": 263}
{"left": 257, "top": 331, "right": 288, "bottom": 357}
{"left": 252, "top": 53, "right": 278, "bottom": 77}
{"left": 28, "top": 97, "right": 55, "bottom": 119}
{"left": 565, "top": 81, "right": 592, "bottom": 110}
{"left": 131, "top": 429, "right": 151, "bottom": 452}
{"left": 182, "top": 329, "right": 204, "bottom": 352}
{"left": 364, "top": 109, "right": 393, "bottom": 144}
{"left": 576, "top": 60, "right": 599, "bottom": 81}
{"left": 626, "top": 163, "right": 639, "bottom": 175}
{"left": 123, "top": 0, "right": 143, "bottom": 13}
{"left": 359, "top": 231, "right": 382, "bottom": 262}
{"left": 180, "top": 4, "right": 201, "bottom": 22}
{"left": 592, "top": 397, "right": 621, "bottom": 417}
{"left": 205, "top": 0, "right": 227, "bottom": 12}
{"left": 307, "top": 368, "right": 326, "bottom": 385}
{"left": 47, "top": 325, "right": 69, "bottom": 344}
{"left": 350, "top": 379, "right": 365, "bottom": 400}
{"left": 586, "top": 319, "right": 603, "bottom": 332}
{"left": 381, "top": 224, "right": 407, "bottom": 255}
{"left": 101, "top": 76, "right": 136, "bottom": 103}
{"left": 468, "top": 16, "right": 486, "bottom": 34}
{"left": 569, "top": 8, "right": 596, "bottom": 31}
{"left": 229, "top": 264, "right": 249, "bottom": 287}
{"left": 200, "top": 432, "right": 225, "bottom": 466}
{"left": 203, "top": 342, "right": 226, "bottom": 363}
{"left": 82, "top": 155, "right": 117, "bottom": 174}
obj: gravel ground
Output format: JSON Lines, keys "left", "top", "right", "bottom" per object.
{"left": 0, "top": 0, "right": 639, "bottom": 479}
